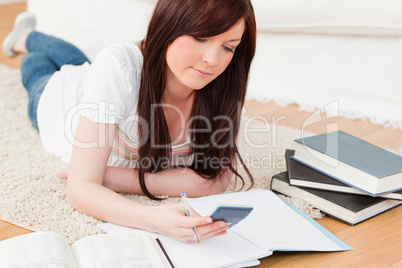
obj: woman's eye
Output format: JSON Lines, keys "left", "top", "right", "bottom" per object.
{"left": 193, "top": 37, "right": 207, "bottom": 43}
{"left": 223, "top": 46, "right": 234, "bottom": 53}
{"left": 193, "top": 37, "right": 234, "bottom": 53}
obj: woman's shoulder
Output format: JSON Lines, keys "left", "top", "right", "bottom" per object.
{"left": 82, "top": 43, "right": 144, "bottom": 112}
{"left": 92, "top": 43, "right": 143, "bottom": 75}
{"left": 107, "top": 43, "right": 143, "bottom": 66}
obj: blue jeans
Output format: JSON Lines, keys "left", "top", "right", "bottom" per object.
{"left": 21, "top": 32, "right": 90, "bottom": 131}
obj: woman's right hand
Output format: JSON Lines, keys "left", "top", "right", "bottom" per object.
{"left": 149, "top": 203, "right": 229, "bottom": 242}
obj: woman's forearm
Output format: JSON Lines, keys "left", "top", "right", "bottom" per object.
{"left": 146, "top": 167, "right": 232, "bottom": 197}
{"left": 103, "top": 166, "right": 232, "bottom": 197}
{"left": 67, "top": 178, "right": 157, "bottom": 232}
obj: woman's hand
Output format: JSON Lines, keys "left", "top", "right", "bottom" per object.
{"left": 149, "top": 203, "right": 228, "bottom": 242}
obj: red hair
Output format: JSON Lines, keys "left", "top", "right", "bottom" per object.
{"left": 138, "top": 0, "right": 256, "bottom": 199}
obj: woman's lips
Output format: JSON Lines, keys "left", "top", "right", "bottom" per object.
{"left": 193, "top": 68, "right": 211, "bottom": 78}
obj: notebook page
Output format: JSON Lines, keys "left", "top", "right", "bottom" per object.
{"left": 99, "top": 223, "right": 271, "bottom": 268}
{"left": 188, "top": 189, "right": 347, "bottom": 252}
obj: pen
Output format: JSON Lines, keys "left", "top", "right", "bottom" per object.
{"left": 181, "top": 192, "right": 200, "bottom": 243}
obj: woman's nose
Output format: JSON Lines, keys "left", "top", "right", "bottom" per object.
{"left": 202, "top": 46, "right": 219, "bottom": 66}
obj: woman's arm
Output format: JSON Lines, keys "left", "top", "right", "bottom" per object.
{"left": 66, "top": 116, "right": 228, "bottom": 242}
{"left": 101, "top": 166, "right": 232, "bottom": 197}
{"left": 98, "top": 130, "right": 239, "bottom": 197}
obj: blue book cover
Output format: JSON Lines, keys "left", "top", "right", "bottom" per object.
{"left": 295, "top": 131, "right": 402, "bottom": 179}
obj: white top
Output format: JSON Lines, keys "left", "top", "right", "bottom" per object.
{"left": 37, "top": 44, "right": 193, "bottom": 167}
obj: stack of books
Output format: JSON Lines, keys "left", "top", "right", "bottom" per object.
{"left": 271, "top": 130, "right": 402, "bottom": 225}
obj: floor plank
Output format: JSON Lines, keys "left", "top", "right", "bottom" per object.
{"left": 0, "top": 2, "right": 26, "bottom": 68}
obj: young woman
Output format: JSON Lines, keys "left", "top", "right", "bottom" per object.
{"left": 3, "top": 0, "right": 256, "bottom": 242}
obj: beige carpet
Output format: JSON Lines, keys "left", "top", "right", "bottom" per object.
{"left": 0, "top": 64, "right": 323, "bottom": 244}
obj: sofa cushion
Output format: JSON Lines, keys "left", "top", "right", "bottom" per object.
{"left": 253, "top": 0, "right": 402, "bottom": 36}
{"left": 28, "top": 0, "right": 156, "bottom": 59}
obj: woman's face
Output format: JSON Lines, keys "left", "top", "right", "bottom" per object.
{"left": 165, "top": 19, "right": 245, "bottom": 93}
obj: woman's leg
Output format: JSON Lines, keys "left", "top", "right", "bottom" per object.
{"left": 21, "top": 32, "right": 90, "bottom": 130}
{"left": 4, "top": 12, "right": 90, "bottom": 130}
{"left": 21, "top": 53, "right": 57, "bottom": 131}
{"left": 26, "top": 31, "right": 90, "bottom": 68}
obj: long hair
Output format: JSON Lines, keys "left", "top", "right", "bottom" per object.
{"left": 137, "top": 0, "right": 257, "bottom": 199}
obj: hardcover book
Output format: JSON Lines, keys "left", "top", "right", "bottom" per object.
{"left": 286, "top": 150, "right": 402, "bottom": 200}
{"left": 271, "top": 171, "right": 402, "bottom": 226}
{"left": 292, "top": 130, "right": 402, "bottom": 195}
{"left": 0, "top": 232, "right": 173, "bottom": 267}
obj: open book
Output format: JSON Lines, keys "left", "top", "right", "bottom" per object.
{"left": 99, "top": 189, "right": 352, "bottom": 268}
{"left": 0, "top": 232, "right": 172, "bottom": 267}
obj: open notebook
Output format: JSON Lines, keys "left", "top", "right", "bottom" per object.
{"left": 99, "top": 189, "right": 351, "bottom": 268}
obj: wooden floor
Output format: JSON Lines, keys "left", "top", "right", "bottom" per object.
{"left": 1, "top": 2, "right": 401, "bottom": 267}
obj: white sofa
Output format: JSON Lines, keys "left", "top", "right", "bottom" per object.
{"left": 28, "top": 0, "right": 402, "bottom": 129}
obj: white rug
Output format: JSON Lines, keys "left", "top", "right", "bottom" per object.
{"left": 0, "top": 64, "right": 323, "bottom": 244}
